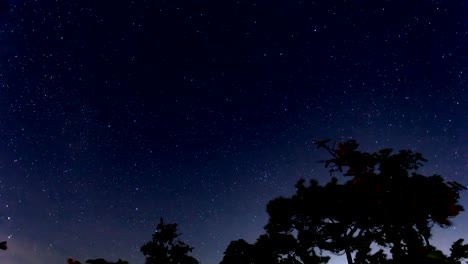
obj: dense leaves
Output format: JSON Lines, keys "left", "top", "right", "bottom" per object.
{"left": 85, "top": 259, "right": 129, "bottom": 264}
{"left": 220, "top": 234, "right": 330, "bottom": 264}
{"left": 313, "top": 140, "right": 465, "bottom": 263}
{"left": 220, "top": 239, "right": 255, "bottom": 264}
{"left": 222, "top": 140, "right": 466, "bottom": 264}
{"left": 2, "top": 140, "right": 466, "bottom": 264}
{"left": 141, "top": 218, "right": 199, "bottom": 264}
{"left": 447, "top": 239, "right": 468, "bottom": 264}
{"left": 0, "top": 241, "right": 6, "bottom": 250}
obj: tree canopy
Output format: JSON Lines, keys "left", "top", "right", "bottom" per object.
{"left": 141, "top": 218, "right": 199, "bottom": 264}
{"left": 63, "top": 218, "right": 198, "bottom": 264}
{"left": 85, "top": 258, "right": 129, "bottom": 264}
{"left": 3, "top": 139, "right": 466, "bottom": 264}
{"left": 0, "top": 241, "right": 6, "bottom": 251}
{"left": 221, "top": 139, "right": 467, "bottom": 264}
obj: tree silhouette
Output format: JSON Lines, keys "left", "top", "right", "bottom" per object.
{"left": 447, "top": 239, "right": 468, "bottom": 264}
{"left": 141, "top": 218, "right": 199, "bottom": 264}
{"left": 220, "top": 232, "right": 330, "bottom": 264}
{"left": 220, "top": 239, "right": 255, "bottom": 264}
{"left": 67, "top": 258, "right": 82, "bottom": 264}
{"left": 0, "top": 241, "right": 6, "bottom": 250}
{"left": 265, "top": 178, "right": 346, "bottom": 264}
{"left": 66, "top": 257, "right": 128, "bottom": 264}
{"left": 85, "top": 258, "right": 129, "bottom": 264}
{"left": 223, "top": 139, "right": 466, "bottom": 264}
{"left": 312, "top": 139, "right": 466, "bottom": 263}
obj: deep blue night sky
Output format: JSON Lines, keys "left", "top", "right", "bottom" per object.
{"left": 0, "top": 0, "right": 467, "bottom": 263}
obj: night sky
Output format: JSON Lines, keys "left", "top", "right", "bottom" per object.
{"left": 0, "top": 0, "right": 467, "bottom": 263}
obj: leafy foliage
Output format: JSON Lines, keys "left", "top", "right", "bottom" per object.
{"left": 220, "top": 234, "right": 330, "bottom": 264}
{"left": 0, "top": 241, "right": 6, "bottom": 250}
{"left": 312, "top": 139, "right": 465, "bottom": 263}
{"left": 85, "top": 258, "right": 129, "bottom": 264}
{"left": 220, "top": 239, "right": 255, "bottom": 264}
{"left": 68, "top": 258, "right": 82, "bottom": 264}
{"left": 448, "top": 239, "right": 468, "bottom": 264}
{"left": 222, "top": 139, "right": 466, "bottom": 264}
{"left": 141, "top": 218, "right": 199, "bottom": 264}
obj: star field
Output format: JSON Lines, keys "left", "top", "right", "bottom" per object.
{"left": 0, "top": 0, "right": 467, "bottom": 263}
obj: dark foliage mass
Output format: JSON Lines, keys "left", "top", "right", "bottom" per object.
{"left": 67, "top": 258, "right": 82, "bottom": 264}
{"left": 0, "top": 241, "right": 6, "bottom": 250}
{"left": 2, "top": 140, "right": 467, "bottom": 264}
{"left": 140, "top": 218, "right": 199, "bottom": 264}
{"left": 67, "top": 257, "right": 129, "bottom": 264}
{"left": 221, "top": 140, "right": 468, "bottom": 264}
{"left": 86, "top": 258, "right": 129, "bottom": 264}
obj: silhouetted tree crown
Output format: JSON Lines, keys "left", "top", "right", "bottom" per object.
{"left": 141, "top": 218, "right": 199, "bottom": 264}
{"left": 220, "top": 239, "right": 255, "bottom": 264}
{"left": 221, "top": 139, "right": 467, "bottom": 264}
{"left": 85, "top": 258, "right": 129, "bottom": 264}
{"left": 68, "top": 258, "right": 82, "bottom": 264}
{"left": 0, "top": 241, "right": 6, "bottom": 250}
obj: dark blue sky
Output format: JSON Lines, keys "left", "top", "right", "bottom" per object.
{"left": 0, "top": 0, "right": 467, "bottom": 263}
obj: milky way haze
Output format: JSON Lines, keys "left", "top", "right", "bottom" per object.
{"left": 0, "top": 0, "right": 467, "bottom": 263}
